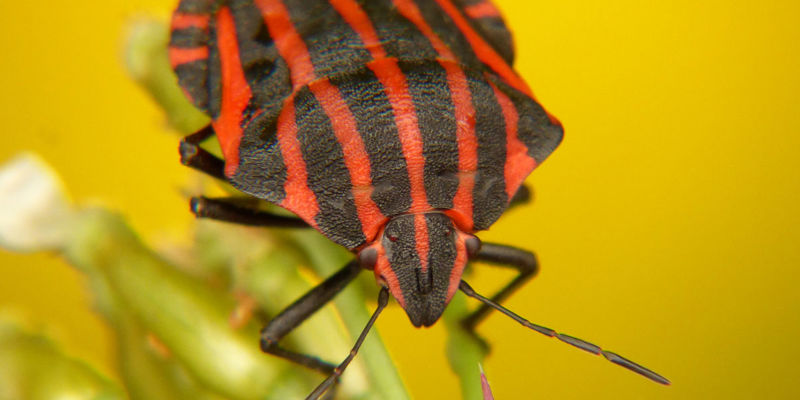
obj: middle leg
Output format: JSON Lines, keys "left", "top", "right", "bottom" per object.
{"left": 179, "top": 124, "right": 226, "bottom": 180}
{"left": 191, "top": 196, "right": 308, "bottom": 228}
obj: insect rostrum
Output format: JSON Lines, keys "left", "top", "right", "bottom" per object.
{"left": 170, "top": 0, "right": 668, "bottom": 397}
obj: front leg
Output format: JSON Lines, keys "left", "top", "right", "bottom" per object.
{"left": 260, "top": 260, "right": 362, "bottom": 374}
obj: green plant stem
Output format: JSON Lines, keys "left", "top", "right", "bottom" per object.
{"left": 64, "top": 209, "right": 296, "bottom": 399}
{"left": 0, "top": 319, "right": 125, "bottom": 400}
{"left": 125, "top": 19, "right": 209, "bottom": 133}
{"left": 114, "top": 313, "right": 228, "bottom": 400}
{"left": 444, "top": 294, "right": 489, "bottom": 400}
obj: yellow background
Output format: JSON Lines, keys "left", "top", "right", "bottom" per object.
{"left": 1, "top": 0, "right": 799, "bottom": 398}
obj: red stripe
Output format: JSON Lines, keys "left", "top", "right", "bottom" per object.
{"left": 489, "top": 80, "right": 537, "bottom": 200}
{"left": 414, "top": 214, "right": 430, "bottom": 273}
{"left": 211, "top": 7, "right": 251, "bottom": 177}
{"left": 368, "top": 59, "right": 431, "bottom": 213}
{"left": 329, "top": 0, "right": 431, "bottom": 213}
{"left": 168, "top": 46, "right": 208, "bottom": 68}
{"left": 445, "top": 232, "right": 471, "bottom": 302}
{"left": 310, "top": 79, "right": 386, "bottom": 240}
{"left": 254, "top": 0, "right": 316, "bottom": 90}
{"left": 443, "top": 61, "right": 478, "bottom": 232}
{"left": 329, "top": 0, "right": 387, "bottom": 59}
{"left": 393, "top": 0, "right": 457, "bottom": 61}
{"left": 464, "top": 1, "right": 501, "bottom": 19}
{"left": 254, "top": 0, "right": 319, "bottom": 223}
{"left": 275, "top": 96, "right": 320, "bottom": 228}
{"left": 393, "top": 0, "right": 477, "bottom": 231}
{"left": 171, "top": 12, "right": 210, "bottom": 30}
{"left": 373, "top": 242, "right": 406, "bottom": 308}
{"left": 432, "top": 0, "right": 533, "bottom": 98}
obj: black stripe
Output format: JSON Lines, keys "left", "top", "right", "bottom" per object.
{"left": 384, "top": 215, "right": 423, "bottom": 279}
{"left": 491, "top": 76, "right": 564, "bottom": 165}
{"left": 174, "top": 61, "right": 210, "bottom": 112}
{"left": 329, "top": 67, "right": 412, "bottom": 218}
{"left": 358, "top": 0, "right": 439, "bottom": 61}
{"left": 282, "top": 0, "right": 372, "bottom": 81}
{"left": 169, "top": 27, "right": 209, "bottom": 48}
{"left": 413, "top": 0, "right": 483, "bottom": 69}
{"left": 472, "top": 15, "right": 514, "bottom": 64}
{"left": 231, "top": 112, "right": 288, "bottom": 205}
{"left": 229, "top": 0, "right": 293, "bottom": 127}
{"left": 399, "top": 60, "right": 460, "bottom": 211}
{"left": 170, "top": 13, "right": 212, "bottom": 113}
{"left": 467, "top": 71, "right": 508, "bottom": 230}
{"left": 213, "top": 1, "right": 292, "bottom": 203}
{"left": 453, "top": 0, "right": 483, "bottom": 5}
{"left": 451, "top": 0, "right": 515, "bottom": 64}
{"left": 230, "top": 0, "right": 274, "bottom": 82}
{"left": 425, "top": 213, "right": 457, "bottom": 306}
{"left": 382, "top": 215, "right": 424, "bottom": 321}
{"left": 205, "top": 13, "right": 222, "bottom": 119}
{"left": 294, "top": 86, "right": 366, "bottom": 249}
{"left": 176, "top": 0, "right": 217, "bottom": 14}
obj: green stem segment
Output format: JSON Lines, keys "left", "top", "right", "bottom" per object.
{"left": 0, "top": 319, "right": 125, "bottom": 400}
{"left": 65, "top": 209, "right": 292, "bottom": 399}
{"left": 444, "top": 294, "right": 490, "bottom": 400}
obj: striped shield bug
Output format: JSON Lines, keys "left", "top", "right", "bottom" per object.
{"left": 170, "top": 0, "right": 669, "bottom": 397}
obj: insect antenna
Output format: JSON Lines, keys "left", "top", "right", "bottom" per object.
{"left": 307, "top": 287, "right": 390, "bottom": 400}
{"left": 459, "top": 281, "right": 670, "bottom": 385}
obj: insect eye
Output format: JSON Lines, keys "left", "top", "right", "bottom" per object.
{"left": 387, "top": 234, "right": 398, "bottom": 242}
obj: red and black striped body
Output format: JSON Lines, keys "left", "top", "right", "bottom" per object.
{"left": 170, "top": 0, "right": 562, "bottom": 326}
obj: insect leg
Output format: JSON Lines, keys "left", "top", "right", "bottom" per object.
{"left": 260, "top": 260, "right": 362, "bottom": 375}
{"left": 508, "top": 184, "right": 532, "bottom": 209}
{"left": 191, "top": 196, "right": 309, "bottom": 228}
{"left": 179, "top": 125, "right": 226, "bottom": 180}
{"left": 462, "top": 243, "right": 538, "bottom": 332}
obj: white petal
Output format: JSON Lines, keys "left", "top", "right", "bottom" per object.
{"left": 0, "top": 154, "right": 73, "bottom": 252}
